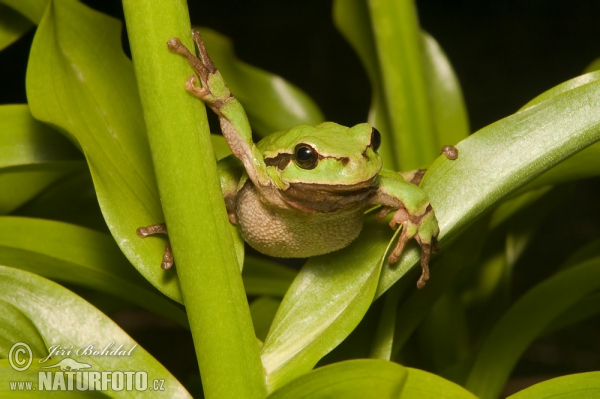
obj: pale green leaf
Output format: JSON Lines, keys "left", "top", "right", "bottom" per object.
{"left": 267, "top": 359, "right": 407, "bottom": 399}
{"left": 0, "top": 216, "right": 188, "bottom": 328}
{"left": 25, "top": 0, "right": 180, "bottom": 301}
{"left": 507, "top": 372, "right": 600, "bottom": 399}
{"left": 0, "top": 266, "right": 192, "bottom": 398}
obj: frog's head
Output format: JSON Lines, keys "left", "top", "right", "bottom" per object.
{"left": 258, "top": 122, "right": 382, "bottom": 211}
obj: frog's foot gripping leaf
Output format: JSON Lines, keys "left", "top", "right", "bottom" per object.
{"left": 136, "top": 223, "right": 174, "bottom": 270}
{"left": 377, "top": 205, "right": 439, "bottom": 289}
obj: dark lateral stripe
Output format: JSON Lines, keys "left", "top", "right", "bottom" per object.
{"left": 264, "top": 153, "right": 293, "bottom": 170}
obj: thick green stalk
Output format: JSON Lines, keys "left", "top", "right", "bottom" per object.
{"left": 368, "top": 0, "right": 437, "bottom": 169}
{"left": 121, "top": 1, "right": 266, "bottom": 398}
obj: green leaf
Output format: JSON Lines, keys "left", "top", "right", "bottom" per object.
{"left": 0, "top": 169, "right": 74, "bottom": 214}
{"left": 401, "top": 367, "right": 477, "bottom": 399}
{"left": 375, "top": 74, "right": 600, "bottom": 296}
{"left": 242, "top": 256, "right": 297, "bottom": 297}
{"left": 367, "top": 0, "right": 440, "bottom": 169}
{"left": 332, "top": 0, "right": 396, "bottom": 169}
{"left": 0, "top": 0, "right": 47, "bottom": 24}
{"left": 25, "top": 0, "right": 182, "bottom": 301}
{"left": 0, "top": 300, "right": 47, "bottom": 358}
{"left": 0, "top": 266, "right": 192, "bottom": 398}
{"left": 13, "top": 169, "right": 108, "bottom": 231}
{"left": 260, "top": 217, "right": 392, "bottom": 391}
{"left": 0, "top": 216, "right": 188, "bottom": 328}
{"left": 0, "top": 104, "right": 85, "bottom": 214}
{"left": 334, "top": 1, "right": 469, "bottom": 168}
{"left": 421, "top": 31, "right": 470, "bottom": 148}
{"left": 266, "top": 359, "right": 407, "bottom": 399}
{"left": 465, "top": 257, "right": 600, "bottom": 399}
{"left": 518, "top": 72, "right": 600, "bottom": 190}
{"left": 200, "top": 28, "right": 325, "bottom": 138}
{"left": 0, "top": 105, "right": 82, "bottom": 169}
{"left": 0, "top": 4, "right": 33, "bottom": 50}
{"left": 507, "top": 372, "right": 600, "bottom": 399}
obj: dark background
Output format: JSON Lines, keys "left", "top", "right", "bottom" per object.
{"left": 2, "top": 0, "right": 600, "bottom": 395}
{"left": 3, "top": 1, "right": 600, "bottom": 132}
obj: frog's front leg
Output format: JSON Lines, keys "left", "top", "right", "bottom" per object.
{"left": 167, "top": 30, "right": 272, "bottom": 189}
{"left": 370, "top": 169, "right": 440, "bottom": 289}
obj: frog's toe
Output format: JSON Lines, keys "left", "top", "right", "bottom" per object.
{"left": 161, "top": 242, "right": 174, "bottom": 270}
{"left": 136, "top": 223, "right": 173, "bottom": 269}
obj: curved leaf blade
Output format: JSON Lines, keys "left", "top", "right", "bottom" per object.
{"left": 0, "top": 266, "right": 191, "bottom": 398}
{"left": 507, "top": 372, "right": 600, "bottom": 399}
{"left": 401, "top": 368, "right": 477, "bottom": 399}
{"left": 260, "top": 218, "right": 392, "bottom": 391}
{"left": 377, "top": 76, "right": 600, "bottom": 295}
{"left": 25, "top": 0, "right": 182, "bottom": 300}
{"left": 465, "top": 258, "right": 600, "bottom": 398}
{"left": 267, "top": 359, "right": 407, "bottom": 399}
{"left": 0, "top": 4, "right": 32, "bottom": 50}
{"left": 0, "top": 216, "right": 188, "bottom": 328}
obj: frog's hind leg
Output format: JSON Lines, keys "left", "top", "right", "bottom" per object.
{"left": 136, "top": 223, "right": 174, "bottom": 270}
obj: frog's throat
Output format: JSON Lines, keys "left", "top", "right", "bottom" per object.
{"left": 278, "top": 177, "right": 379, "bottom": 213}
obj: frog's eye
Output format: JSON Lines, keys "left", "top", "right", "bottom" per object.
{"left": 371, "top": 127, "right": 381, "bottom": 153}
{"left": 294, "top": 143, "right": 319, "bottom": 170}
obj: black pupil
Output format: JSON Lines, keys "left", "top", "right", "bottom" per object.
{"left": 371, "top": 127, "right": 381, "bottom": 153}
{"left": 296, "top": 146, "right": 313, "bottom": 161}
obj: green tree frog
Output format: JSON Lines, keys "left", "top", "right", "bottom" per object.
{"left": 138, "top": 30, "right": 440, "bottom": 289}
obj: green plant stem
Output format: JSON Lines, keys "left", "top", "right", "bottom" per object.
{"left": 368, "top": 0, "right": 437, "bottom": 169}
{"left": 121, "top": 1, "right": 266, "bottom": 398}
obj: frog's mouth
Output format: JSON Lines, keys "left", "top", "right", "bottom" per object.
{"left": 281, "top": 177, "right": 378, "bottom": 213}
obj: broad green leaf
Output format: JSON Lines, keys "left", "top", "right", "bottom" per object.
{"left": 401, "top": 367, "right": 477, "bottom": 399}
{"left": 0, "top": 4, "right": 32, "bottom": 50}
{"left": 421, "top": 31, "right": 470, "bottom": 148}
{"left": 0, "top": 105, "right": 82, "bottom": 169}
{"left": 25, "top": 0, "right": 181, "bottom": 301}
{"left": 0, "top": 0, "right": 47, "bottom": 24}
{"left": 250, "top": 296, "right": 281, "bottom": 342}
{"left": 242, "top": 256, "right": 297, "bottom": 297}
{"left": 122, "top": 1, "right": 265, "bottom": 398}
{"left": 0, "top": 266, "right": 192, "bottom": 398}
{"left": 0, "top": 169, "right": 74, "bottom": 214}
{"left": 465, "top": 258, "right": 600, "bottom": 399}
{"left": 0, "top": 217, "right": 188, "bottom": 328}
{"left": 260, "top": 217, "right": 393, "bottom": 391}
{"left": 267, "top": 359, "right": 407, "bottom": 399}
{"left": 200, "top": 28, "right": 325, "bottom": 138}
{"left": 507, "top": 372, "right": 600, "bottom": 399}
{"left": 368, "top": 0, "right": 440, "bottom": 169}
{"left": 0, "top": 104, "right": 85, "bottom": 213}
{"left": 13, "top": 169, "right": 108, "bottom": 231}
{"left": 377, "top": 75, "right": 600, "bottom": 296}
{"left": 0, "top": 300, "right": 47, "bottom": 358}
{"left": 518, "top": 72, "right": 600, "bottom": 190}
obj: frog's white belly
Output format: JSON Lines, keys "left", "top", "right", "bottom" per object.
{"left": 235, "top": 182, "right": 365, "bottom": 258}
